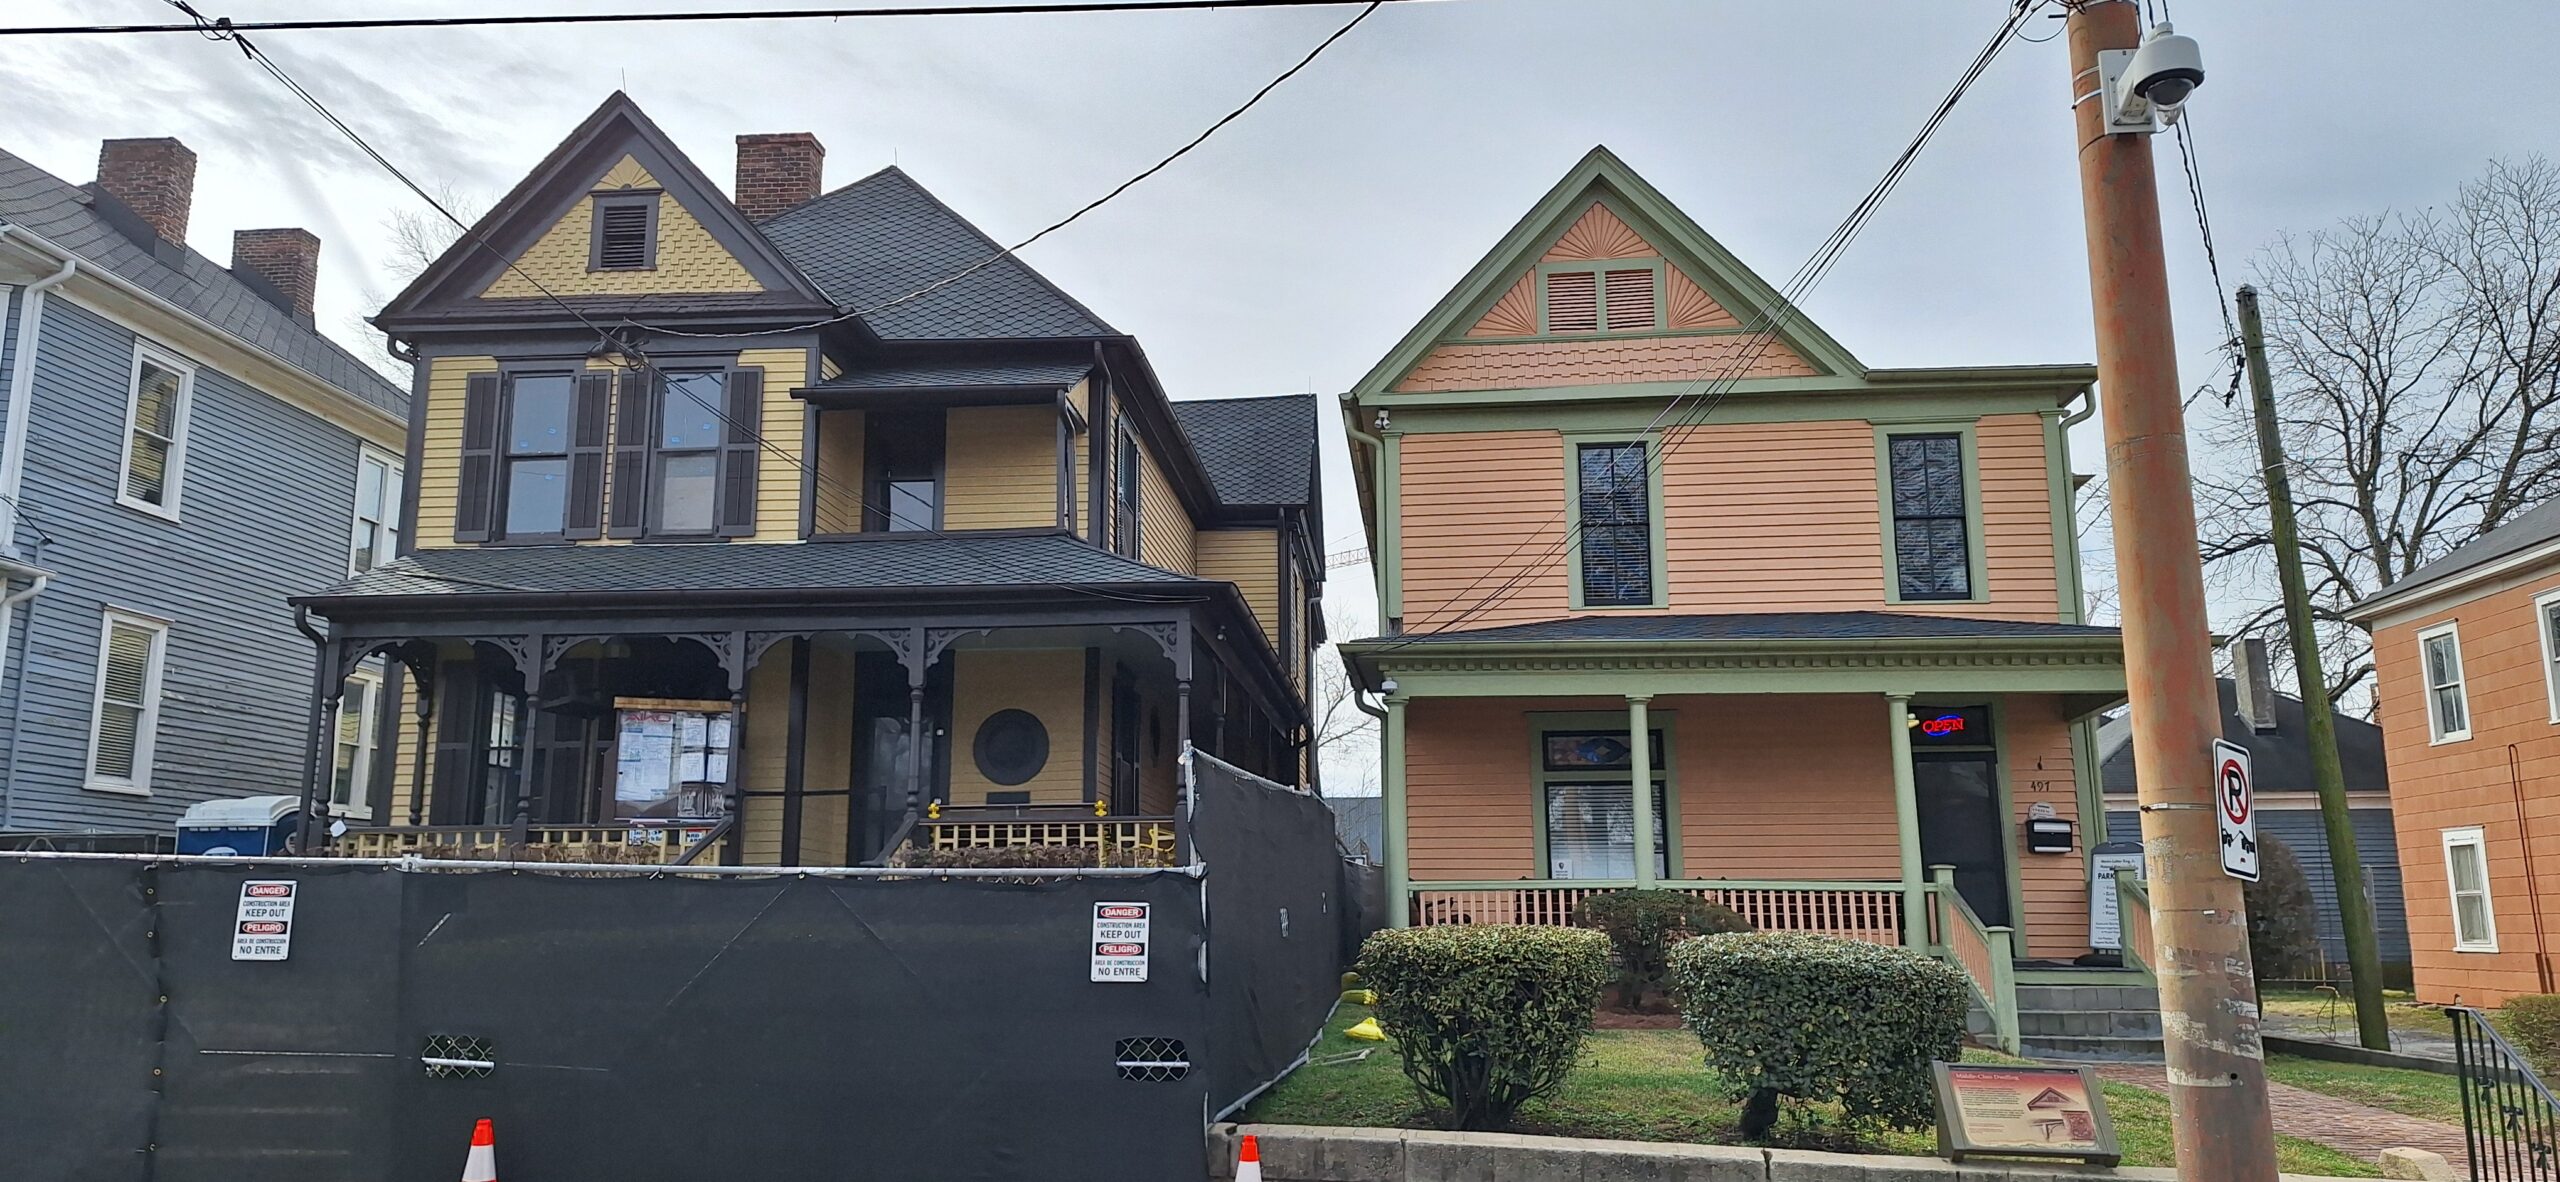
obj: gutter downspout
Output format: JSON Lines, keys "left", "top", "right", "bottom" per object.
{"left": 0, "top": 542, "right": 51, "bottom": 831}
{"left": 0, "top": 236, "right": 73, "bottom": 833}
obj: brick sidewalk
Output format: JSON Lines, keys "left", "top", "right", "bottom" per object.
{"left": 2087, "top": 1063, "right": 2469, "bottom": 1171}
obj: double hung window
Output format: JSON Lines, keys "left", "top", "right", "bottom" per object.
{"left": 2420, "top": 624, "right": 2470, "bottom": 743}
{"left": 331, "top": 670, "right": 381, "bottom": 820}
{"left": 2443, "top": 826, "right": 2497, "bottom": 952}
{"left": 502, "top": 372, "right": 575, "bottom": 538}
{"left": 1887, "top": 433, "right": 1971, "bottom": 599}
{"left": 350, "top": 449, "right": 403, "bottom": 572}
{"left": 866, "top": 411, "right": 943, "bottom": 533}
{"left": 119, "top": 345, "right": 194, "bottom": 517}
{"left": 86, "top": 610, "right": 169, "bottom": 793}
{"left": 1574, "top": 442, "right": 1654, "bottom": 607}
{"left": 653, "top": 371, "right": 725, "bottom": 535}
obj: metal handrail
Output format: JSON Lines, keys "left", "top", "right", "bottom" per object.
{"left": 2450, "top": 1005, "right": 2560, "bottom": 1180}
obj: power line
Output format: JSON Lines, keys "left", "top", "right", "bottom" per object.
{"left": 4, "top": 0, "right": 1428, "bottom": 37}
{"left": 1370, "top": 0, "right": 2052, "bottom": 649}
{"left": 2171, "top": 114, "right": 2244, "bottom": 405}
{"left": 632, "top": 0, "right": 1383, "bottom": 340}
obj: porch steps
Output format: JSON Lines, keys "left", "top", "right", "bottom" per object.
{"left": 2013, "top": 982, "right": 2164, "bottom": 1062}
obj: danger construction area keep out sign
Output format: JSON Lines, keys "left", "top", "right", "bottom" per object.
{"left": 231, "top": 880, "right": 297, "bottom": 961}
{"left": 1091, "top": 901, "right": 1149, "bottom": 982}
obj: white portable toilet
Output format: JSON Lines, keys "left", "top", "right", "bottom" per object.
{"left": 174, "top": 795, "right": 301, "bottom": 856}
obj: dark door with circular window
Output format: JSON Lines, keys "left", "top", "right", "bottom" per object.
{"left": 972, "top": 708, "right": 1050, "bottom": 791}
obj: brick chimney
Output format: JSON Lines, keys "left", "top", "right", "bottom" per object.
{"left": 2232, "top": 635, "right": 2279, "bottom": 733}
{"left": 735, "top": 133, "right": 824, "bottom": 222}
{"left": 96, "top": 138, "right": 198, "bottom": 244}
{"left": 231, "top": 228, "right": 321, "bottom": 323}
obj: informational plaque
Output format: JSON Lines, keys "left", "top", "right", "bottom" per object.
{"left": 1932, "top": 1063, "right": 2119, "bottom": 1165}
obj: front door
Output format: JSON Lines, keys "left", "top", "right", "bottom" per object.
{"left": 1913, "top": 749, "right": 2010, "bottom": 928}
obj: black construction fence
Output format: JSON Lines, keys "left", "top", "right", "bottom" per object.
{"left": 0, "top": 752, "right": 1348, "bottom": 1182}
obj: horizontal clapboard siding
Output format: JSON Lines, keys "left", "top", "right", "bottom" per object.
{"left": 0, "top": 297, "right": 384, "bottom": 831}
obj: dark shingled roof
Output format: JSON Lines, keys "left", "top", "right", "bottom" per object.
{"left": 2097, "top": 678, "right": 2389, "bottom": 794}
{"left": 809, "top": 359, "right": 1093, "bottom": 392}
{"left": 1172, "top": 394, "right": 1317, "bottom": 508}
{"left": 2360, "top": 496, "right": 2560, "bottom": 610}
{"left": 301, "top": 534, "right": 1196, "bottom": 603}
{"left": 756, "top": 167, "right": 1114, "bottom": 341}
{"left": 0, "top": 146, "right": 407, "bottom": 418}
{"left": 1351, "top": 612, "right": 2122, "bottom": 646}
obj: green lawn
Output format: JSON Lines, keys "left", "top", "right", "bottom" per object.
{"left": 2260, "top": 986, "right": 2455, "bottom": 1039}
{"left": 1244, "top": 1006, "right": 2379, "bottom": 1175}
{"left": 2264, "top": 1054, "right": 2467, "bottom": 1126}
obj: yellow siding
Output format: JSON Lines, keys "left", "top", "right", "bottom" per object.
{"left": 1138, "top": 442, "right": 1193, "bottom": 574}
{"left": 1066, "top": 380, "right": 1091, "bottom": 539}
{"left": 740, "top": 654, "right": 791, "bottom": 866}
{"left": 813, "top": 409, "right": 865, "bottom": 534}
{"left": 480, "top": 156, "right": 763, "bottom": 299}
{"left": 740, "top": 347, "right": 809, "bottom": 541}
{"left": 2006, "top": 697, "right": 2088, "bottom": 960}
{"left": 943, "top": 405, "right": 1057, "bottom": 531}
{"left": 799, "top": 641, "right": 858, "bottom": 866}
{"left": 412, "top": 355, "right": 493, "bottom": 549}
{"left": 948, "top": 648, "right": 1087, "bottom": 807}
{"left": 380, "top": 666, "right": 422, "bottom": 824}
{"left": 1196, "top": 530, "right": 1279, "bottom": 643}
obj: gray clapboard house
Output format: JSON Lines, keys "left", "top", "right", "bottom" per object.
{"left": 2100, "top": 638, "right": 2411, "bottom": 979}
{"left": 0, "top": 138, "right": 408, "bottom": 841}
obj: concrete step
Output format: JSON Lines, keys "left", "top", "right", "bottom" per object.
{"left": 2015, "top": 983, "right": 2160, "bottom": 1012}
{"left": 2019, "top": 1008, "right": 2163, "bottom": 1039}
{"left": 2021, "top": 1034, "right": 2165, "bottom": 1063}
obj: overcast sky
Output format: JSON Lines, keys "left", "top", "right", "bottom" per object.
{"left": 5, "top": 0, "right": 2552, "bottom": 791}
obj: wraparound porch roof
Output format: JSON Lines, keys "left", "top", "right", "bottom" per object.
{"left": 1339, "top": 611, "right": 2125, "bottom": 715}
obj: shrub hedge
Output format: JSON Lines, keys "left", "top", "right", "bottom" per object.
{"left": 2244, "top": 835, "right": 2323, "bottom": 981}
{"left": 2503, "top": 994, "right": 2560, "bottom": 1077}
{"left": 1355, "top": 924, "right": 1611, "bottom": 1131}
{"left": 1575, "top": 890, "right": 1751, "bottom": 1010}
{"left": 1667, "top": 931, "right": 1969, "bottom": 1138}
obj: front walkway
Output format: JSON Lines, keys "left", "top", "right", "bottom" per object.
{"left": 2086, "top": 1063, "right": 2469, "bottom": 1171}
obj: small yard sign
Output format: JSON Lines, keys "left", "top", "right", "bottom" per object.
{"left": 2214, "top": 738, "right": 2259, "bottom": 882}
{"left": 231, "top": 880, "right": 298, "bottom": 961}
{"left": 1933, "top": 1063, "right": 2118, "bottom": 1165}
{"left": 1091, "top": 901, "right": 1150, "bottom": 983}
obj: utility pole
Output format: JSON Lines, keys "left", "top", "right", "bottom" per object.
{"left": 2237, "top": 284, "right": 2391, "bottom": 1050}
{"left": 2062, "top": 3, "right": 2278, "bottom": 1178}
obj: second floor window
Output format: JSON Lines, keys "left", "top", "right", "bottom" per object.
{"left": 1113, "top": 426, "right": 1142, "bottom": 559}
{"left": 867, "top": 411, "right": 943, "bottom": 533}
{"left": 503, "top": 372, "right": 575, "bottom": 538}
{"left": 1575, "top": 441, "right": 1653, "bottom": 607}
{"left": 654, "top": 372, "right": 726, "bottom": 535}
{"left": 2421, "top": 624, "right": 2470, "bottom": 742}
{"left": 119, "top": 344, "right": 194, "bottom": 517}
{"left": 350, "top": 449, "right": 403, "bottom": 572}
{"left": 1888, "top": 433, "right": 1971, "bottom": 600}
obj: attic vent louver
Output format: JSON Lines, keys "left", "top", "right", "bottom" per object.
{"left": 594, "top": 199, "right": 654, "bottom": 271}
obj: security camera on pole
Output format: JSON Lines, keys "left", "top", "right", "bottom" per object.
{"left": 2058, "top": 4, "right": 2279, "bottom": 1179}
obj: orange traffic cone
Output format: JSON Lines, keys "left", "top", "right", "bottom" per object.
{"left": 460, "top": 1118, "right": 497, "bottom": 1182}
{"left": 1235, "top": 1132, "right": 1262, "bottom": 1182}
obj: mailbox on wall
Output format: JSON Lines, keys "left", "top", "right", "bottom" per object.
{"left": 2026, "top": 816, "right": 2076, "bottom": 854}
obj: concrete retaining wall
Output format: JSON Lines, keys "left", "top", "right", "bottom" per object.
{"left": 1210, "top": 1123, "right": 2373, "bottom": 1182}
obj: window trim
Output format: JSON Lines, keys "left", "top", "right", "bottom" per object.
{"left": 1528, "top": 710, "right": 1680, "bottom": 881}
{"left": 1113, "top": 424, "right": 1143, "bottom": 560}
{"left": 348, "top": 446, "right": 404, "bottom": 574}
{"left": 2442, "top": 825, "right": 2499, "bottom": 953}
{"left": 115, "top": 341, "right": 196, "bottom": 521}
{"left": 331, "top": 666, "right": 384, "bottom": 822}
{"left": 587, "top": 191, "right": 661, "bottom": 272}
{"left": 1561, "top": 433, "right": 1668, "bottom": 611}
{"left": 2418, "top": 621, "right": 2472, "bottom": 745}
{"left": 494, "top": 366, "right": 579, "bottom": 543}
{"left": 1874, "top": 421, "right": 1990, "bottom": 605}
{"left": 2536, "top": 587, "right": 2560, "bottom": 725}
{"left": 645, "top": 367, "right": 729, "bottom": 538}
{"left": 83, "top": 607, "right": 172, "bottom": 796}
{"left": 1535, "top": 258, "right": 1666, "bottom": 336}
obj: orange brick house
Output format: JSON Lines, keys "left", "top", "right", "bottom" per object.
{"left": 2348, "top": 499, "right": 2560, "bottom": 1005}
{"left": 1336, "top": 149, "right": 2133, "bottom": 1051}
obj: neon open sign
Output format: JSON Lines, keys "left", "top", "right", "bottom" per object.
{"left": 1920, "top": 714, "right": 1968, "bottom": 737}
{"left": 1911, "top": 707, "right": 1990, "bottom": 745}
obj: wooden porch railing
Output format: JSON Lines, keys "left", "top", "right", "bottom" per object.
{"left": 1930, "top": 865, "right": 2021, "bottom": 1054}
{"left": 2115, "top": 868, "right": 2156, "bottom": 976}
{"left": 337, "top": 824, "right": 712, "bottom": 865}
{"left": 918, "top": 807, "right": 1177, "bottom": 856}
{"left": 1405, "top": 880, "right": 1903, "bottom": 945}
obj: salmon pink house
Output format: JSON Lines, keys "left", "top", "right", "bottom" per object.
{"left": 1338, "top": 149, "right": 2136, "bottom": 1053}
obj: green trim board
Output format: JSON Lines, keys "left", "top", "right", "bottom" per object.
{"left": 1375, "top": 384, "right": 2070, "bottom": 423}
{"left": 2041, "top": 408, "right": 2087, "bottom": 626}
{"left": 1525, "top": 708, "right": 1682, "bottom": 882}
{"left": 1560, "top": 432, "right": 1669, "bottom": 611}
{"left": 1342, "top": 635, "right": 2129, "bottom": 698}
{"left": 1380, "top": 430, "right": 1404, "bottom": 619}
{"left": 1872, "top": 420, "right": 1990, "bottom": 607}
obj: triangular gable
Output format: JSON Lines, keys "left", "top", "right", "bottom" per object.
{"left": 1352, "top": 146, "right": 1866, "bottom": 400}
{"left": 378, "top": 92, "right": 827, "bottom": 323}
{"left": 2026, "top": 1088, "right": 2075, "bottom": 1109}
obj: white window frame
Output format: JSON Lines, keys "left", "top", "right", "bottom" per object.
{"left": 331, "top": 665, "right": 383, "bottom": 822}
{"left": 116, "top": 341, "right": 196, "bottom": 520}
{"left": 348, "top": 446, "right": 404, "bottom": 574}
{"left": 84, "top": 607, "right": 172, "bottom": 795}
{"left": 2536, "top": 588, "right": 2560, "bottom": 725}
{"left": 2443, "top": 825, "right": 2499, "bottom": 953}
{"left": 2419, "top": 621, "right": 2472, "bottom": 744}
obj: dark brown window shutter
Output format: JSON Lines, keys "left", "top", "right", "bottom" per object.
{"left": 453, "top": 372, "right": 500, "bottom": 542}
{"left": 716, "top": 369, "right": 764, "bottom": 537}
{"left": 608, "top": 370, "right": 650, "bottom": 538}
{"left": 564, "top": 373, "right": 612, "bottom": 540}
{"left": 429, "top": 662, "right": 480, "bottom": 826}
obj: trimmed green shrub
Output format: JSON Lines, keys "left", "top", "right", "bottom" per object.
{"left": 2502, "top": 995, "right": 2560, "bottom": 1077}
{"left": 1667, "top": 932, "right": 1969, "bottom": 1139}
{"left": 1576, "top": 890, "right": 1752, "bottom": 1010}
{"left": 2243, "top": 835, "right": 2323, "bottom": 981}
{"left": 1356, "top": 924, "right": 1611, "bottom": 1131}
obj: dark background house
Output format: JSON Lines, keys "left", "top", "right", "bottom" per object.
{"left": 2100, "top": 637, "right": 2410, "bottom": 982}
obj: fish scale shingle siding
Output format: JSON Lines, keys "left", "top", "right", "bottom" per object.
{"left": 0, "top": 298, "right": 373, "bottom": 830}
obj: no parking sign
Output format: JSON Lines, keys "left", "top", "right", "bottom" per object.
{"left": 2213, "top": 739, "right": 2258, "bottom": 882}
